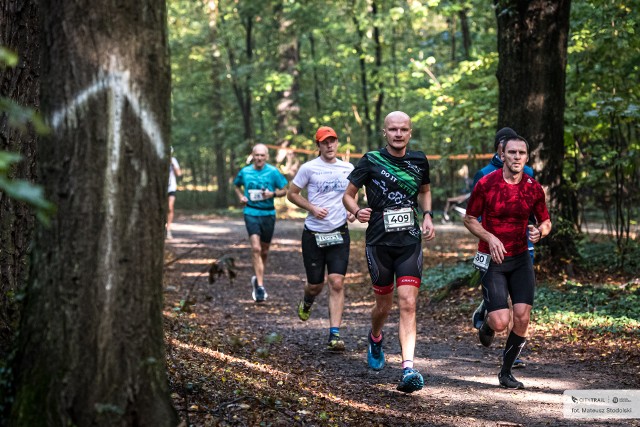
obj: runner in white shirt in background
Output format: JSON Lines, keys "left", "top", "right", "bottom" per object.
{"left": 287, "top": 126, "right": 355, "bottom": 352}
{"left": 166, "top": 148, "right": 182, "bottom": 239}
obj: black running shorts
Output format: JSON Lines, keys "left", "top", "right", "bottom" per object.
{"left": 301, "top": 224, "right": 350, "bottom": 284}
{"left": 365, "top": 243, "right": 423, "bottom": 295}
{"left": 481, "top": 251, "right": 535, "bottom": 312}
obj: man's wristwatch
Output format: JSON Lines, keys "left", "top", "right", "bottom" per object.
{"left": 423, "top": 211, "right": 433, "bottom": 219}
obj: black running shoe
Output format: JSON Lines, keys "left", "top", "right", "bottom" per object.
{"left": 478, "top": 320, "right": 495, "bottom": 347}
{"left": 472, "top": 300, "right": 486, "bottom": 330}
{"left": 498, "top": 372, "right": 524, "bottom": 389}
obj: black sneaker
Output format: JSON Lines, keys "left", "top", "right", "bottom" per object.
{"left": 478, "top": 320, "right": 495, "bottom": 347}
{"left": 498, "top": 372, "right": 524, "bottom": 389}
{"left": 472, "top": 300, "right": 486, "bottom": 330}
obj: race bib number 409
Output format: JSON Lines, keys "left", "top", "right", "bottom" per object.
{"left": 383, "top": 207, "right": 414, "bottom": 232}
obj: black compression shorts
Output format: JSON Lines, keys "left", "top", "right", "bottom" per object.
{"left": 481, "top": 251, "right": 535, "bottom": 312}
{"left": 365, "top": 243, "right": 423, "bottom": 295}
{"left": 301, "top": 224, "right": 350, "bottom": 284}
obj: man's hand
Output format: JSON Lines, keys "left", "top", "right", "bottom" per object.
{"left": 311, "top": 206, "right": 329, "bottom": 219}
{"left": 356, "top": 207, "right": 372, "bottom": 223}
{"left": 487, "top": 234, "right": 507, "bottom": 264}
{"left": 422, "top": 216, "right": 435, "bottom": 241}
{"left": 239, "top": 195, "right": 248, "bottom": 205}
{"left": 528, "top": 224, "right": 541, "bottom": 244}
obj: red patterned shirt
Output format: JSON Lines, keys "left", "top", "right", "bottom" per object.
{"left": 466, "top": 170, "right": 550, "bottom": 257}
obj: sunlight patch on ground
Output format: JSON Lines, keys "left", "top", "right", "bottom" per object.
{"left": 172, "top": 223, "right": 233, "bottom": 235}
{"left": 168, "top": 337, "right": 423, "bottom": 419}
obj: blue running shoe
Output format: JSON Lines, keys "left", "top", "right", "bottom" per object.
{"left": 397, "top": 368, "right": 424, "bottom": 393}
{"left": 367, "top": 331, "right": 385, "bottom": 370}
{"left": 251, "top": 276, "right": 267, "bottom": 303}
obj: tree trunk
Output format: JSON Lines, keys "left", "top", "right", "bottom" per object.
{"left": 205, "top": 1, "right": 228, "bottom": 207}
{"left": 10, "top": 0, "right": 178, "bottom": 425}
{"left": 0, "top": 0, "right": 39, "bottom": 358}
{"left": 459, "top": 9, "right": 471, "bottom": 60}
{"left": 495, "top": 0, "right": 577, "bottom": 262}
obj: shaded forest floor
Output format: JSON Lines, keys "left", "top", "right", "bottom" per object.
{"left": 163, "top": 213, "right": 639, "bottom": 427}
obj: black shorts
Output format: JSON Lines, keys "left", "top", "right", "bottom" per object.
{"left": 168, "top": 191, "right": 176, "bottom": 197}
{"left": 481, "top": 251, "right": 535, "bottom": 312}
{"left": 365, "top": 243, "right": 423, "bottom": 295}
{"left": 301, "top": 224, "right": 350, "bottom": 284}
{"left": 244, "top": 214, "right": 276, "bottom": 243}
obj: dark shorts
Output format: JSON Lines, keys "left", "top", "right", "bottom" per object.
{"left": 168, "top": 191, "right": 176, "bottom": 197}
{"left": 365, "top": 243, "right": 423, "bottom": 295}
{"left": 301, "top": 224, "right": 350, "bottom": 284}
{"left": 244, "top": 214, "right": 276, "bottom": 243}
{"left": 482, "top": 251, "right": 535, "bottom": 312}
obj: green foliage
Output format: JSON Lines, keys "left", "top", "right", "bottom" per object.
{"left": 534, "top": 280, "right": 640, "bottom": 334}
{"left": 167, "top": 0, "right": 640, "bottom": 247}
{"left": 422, "top": 261, "right": 475, "bottom": 291}
{"left": 576, "top": 237, "right": 640, "bottom": 276}
{"left": 0, "top": 152, "right": 55, "bottom": 225}
{"left": 1, "top": 47, "right": 54, "bottom": 224}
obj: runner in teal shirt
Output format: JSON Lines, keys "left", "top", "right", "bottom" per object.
{"left": 233, "top": 144, "right": 288, "bottom": 302}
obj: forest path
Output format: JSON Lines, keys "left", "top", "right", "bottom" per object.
{"left": 164, "top": 214, "right": 638, "bottom": 427}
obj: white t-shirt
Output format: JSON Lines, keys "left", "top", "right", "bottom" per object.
{"left": 292, "top": 156, "right": 354, "bottom": 232}
{"left": 168, "top": 157, "right": 180, "bottom": 193}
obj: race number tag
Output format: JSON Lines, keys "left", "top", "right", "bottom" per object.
{"left": 383, "top": 207, "right": 414, "bottom": 232}
{"left": 314, "top": 231, "right": 344, "bottom": 247}
{"left": 248, "top": 189, "right": 265, "bottom": 201}
{"left": 473, "top": 251, "right": 491, "bottom": 272}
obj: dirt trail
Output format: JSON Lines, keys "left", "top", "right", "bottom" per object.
{"left": 164, "top": 215, "right": 639, "bottom": 427}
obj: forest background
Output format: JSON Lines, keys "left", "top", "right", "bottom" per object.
{"left": 0, "top": 0, "right": 638, "bottom": 425}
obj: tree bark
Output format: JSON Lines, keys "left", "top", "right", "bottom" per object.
{"left": 495, "top": 0, "right": 577, "bottom": 264}
{"left": 495, "top": 0, "right": 574, "bottom": 219}
{"left": 0, "top": 0, "right": 39, "bottom": 358}
{"left": 10, "top": 0, "right": 178, "bottom": 425}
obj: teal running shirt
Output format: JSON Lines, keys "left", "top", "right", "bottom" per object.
{"left": 233, "top": 163, "right": 288, "bottom": 216}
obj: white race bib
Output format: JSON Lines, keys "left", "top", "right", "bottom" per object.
{"left": 248, "top": 189, "right": 265, "bottom": 201}
{"left": 383, "top": 207, "right": 414, "bottom": 232}
{"left": 473, "top": 251, "right": 491, "bottom": 272}
{"left": 314, "top": 231, "right": 344, "bottom": 247}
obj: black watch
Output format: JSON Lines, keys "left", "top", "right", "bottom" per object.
{"left": 423, "top": 211, "right": 433, "bottom": 219}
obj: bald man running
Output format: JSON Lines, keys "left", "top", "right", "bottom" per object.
{"left": 234, "top": 144, "right": 288, "bottom": 303}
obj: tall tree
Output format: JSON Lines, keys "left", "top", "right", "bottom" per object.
{"left": 10, "top": 0, "right": 177, "bottom": 424}
{"left": 205, "top": 0, "right": 229, "bottom": 207}
{"left": 0, "top": 0, "right": 39, "bottom": 357}
{"left": 495, "top": 0, "right": 573, "bottom": 220}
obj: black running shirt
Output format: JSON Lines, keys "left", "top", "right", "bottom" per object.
{"left": 347, "top": 147, "right": 430, "bottom": 246}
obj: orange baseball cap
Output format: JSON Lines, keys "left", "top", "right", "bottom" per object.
{"left": 315, "top": 126, "right": 338, "bottom": 142}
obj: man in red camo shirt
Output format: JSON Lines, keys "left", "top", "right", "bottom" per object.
{"left": 463, "top": 134, "right": 551, "bottom": 389}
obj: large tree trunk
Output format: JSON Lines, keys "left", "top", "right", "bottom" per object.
{"left": 0, "top": 0, "right": 39, "bottom": 359}
{"left": 495, "top": 0, "right": 577, "bottom": 264}
{"left": 10, "top": 0, "right": 178, "bottom": 425}
{"left": 495, "top": 0, "right": 573, "bottom": 215}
